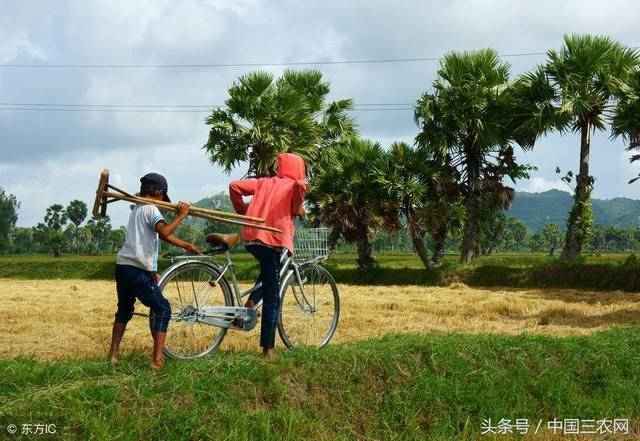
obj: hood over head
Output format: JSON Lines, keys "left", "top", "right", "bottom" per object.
{"left": 277, "top": 153, "right": 305, "bottom": 180}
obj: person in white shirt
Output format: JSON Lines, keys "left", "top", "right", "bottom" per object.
{"left": 108, "top": 173, "right": 200, "bottom": 369}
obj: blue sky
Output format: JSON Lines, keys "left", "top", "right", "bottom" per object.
{"left": 1, "top": 0, "right": 639, "bottom": 227}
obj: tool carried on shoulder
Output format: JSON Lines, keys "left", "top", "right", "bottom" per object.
{"left": 92, "top": 169, "right": 282, "bottom": 233}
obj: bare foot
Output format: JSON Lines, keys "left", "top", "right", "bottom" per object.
{"left": 149, "top": 359, "right": 164, "bottom": 369}
{"left": 245, "top": 300, "right": 261, "bottom": 317}
{"left": 262, "top": 348, "right": 277, "bottom": 358}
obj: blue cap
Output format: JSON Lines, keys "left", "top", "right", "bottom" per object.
{"left": 140, "top": 173, "right": 171, "bottom": 202}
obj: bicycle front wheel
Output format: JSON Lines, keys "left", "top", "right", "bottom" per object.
{"left": 157, "top": 261, "right": 233, "bottom": 359}
{"left": 278, "top": 264, "right": 340, "bottom": 348}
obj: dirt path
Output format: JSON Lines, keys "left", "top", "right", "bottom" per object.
{"left": 1, "top": 279, "right": 638, "bottom": 360}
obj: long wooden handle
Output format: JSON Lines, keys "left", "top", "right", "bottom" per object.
{"left": 106, "top": 185, "right": 265, "bottom": 223}
{"left": 174, "top": 202, "right": 264, "bottom": 223}
{"left": 103, "top": 191, "right": 282, "bottom": 233}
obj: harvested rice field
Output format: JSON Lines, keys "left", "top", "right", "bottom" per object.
{"left": 1, "top": 279, "right": 639, "bottom": 360}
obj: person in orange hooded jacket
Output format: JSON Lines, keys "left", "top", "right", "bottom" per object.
{"left": 229, "top": 153, "right": 307, "bottom": 357}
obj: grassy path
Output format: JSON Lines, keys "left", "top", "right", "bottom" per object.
{"left": 1, "top": 329, "right": 639, "bottom": 440}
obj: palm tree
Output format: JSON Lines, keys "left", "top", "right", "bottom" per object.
{"left": 203, "top": 69, "right": 357, "bottom": 178}
{"left": 45, "top": 204, "right": 67, "bottom": 257}
{"left": 541, "top": 223, "right": 563, "bottom": 256}
{"left": 45, "top": 204, "right": 66, "bottom": 230}
{"left": 0, "top": 188, "right": 19, "bottom": 253}
{"left": 505, "top": 216, "right": 528, "bottom": 252}
{"left": 415, "top": 49, "right": 534, "bottom": 263}
{"left": 86, "top": 215, "right": 111, "bottom": 255}
{"left": 478, "top": 210, "right": 507, "bottom": 254}
{"left": 376, "top": 142, "right": 440, "bottom": 269}
{"left": 612, "top": 68, "right": 640, "bottom": 182}
{"left": 520, "top": 34, "right": 639, "bottom": 259}
{"left": 418, "top": 157, "right": 465, "bottom": 265}
{"left": 66, "top": 200, "right": 87, "bottom": 254}
{"left": 307, "top": 138, "right": 384, "bottom": 273}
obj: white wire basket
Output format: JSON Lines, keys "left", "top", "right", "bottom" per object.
{"left": 293, "top": 227, "right": 330, "bottom": 262}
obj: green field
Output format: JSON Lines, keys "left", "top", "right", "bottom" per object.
{"left": 1, "top": 328, "right": 638, "bottom": 440}
{"left": 2, "top": 252, "right": 640, "bottom": 291}
{"left": 2, "top": 253, "right": 638, "bottom": 439}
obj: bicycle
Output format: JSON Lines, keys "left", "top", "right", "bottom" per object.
{"left": 144, "top": 228, "right": 340, "bottom": 360}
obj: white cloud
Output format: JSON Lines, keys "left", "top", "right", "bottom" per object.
{"left": 142, "top": 0, "right": 227, "bottom": 54}
{"left": 517, "top": 177, "right": 567, "bottom": 194}
{"left": 59, "top": 0, "right": 168, "bottom": 61}
{"left": 3, "top": 0, "right": 640, "bottom": 228}
{"left": 0, "top": 29, "right": 46, "bottom": 63}
{"left": 199, "top": 183, "right": 232, "bottom": 197}
{"left": 5, "top": 137, "right": 245, "bottom": 228}
{"left": 204, "top": 0, "right": 262, "bottom": 16}
{"left": 82, "top": 71, "right": 208, "bottom": 145}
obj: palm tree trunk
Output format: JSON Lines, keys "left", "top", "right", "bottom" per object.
{"left": 460, "top": 150, "right": 481, "bottom": 264}
{"left": 431, "top": 242, "right": 446, "bottom": 265}
{"left": 407, "top": 217, "right": 432, "bottom": 269}
{"left": 460, "top": 192, "right": 481, "bottom": 263}
{"left": 431, "top": 221, "right": 448, "bottom": 266}
{"left": 562, "top": 120, "right": 592, "bottom": 260}
{"left": 327, "top": 226, "right": 342, "bottom": 255}
{"left": 355, "top": 223, "right": 374, "bottom": 273}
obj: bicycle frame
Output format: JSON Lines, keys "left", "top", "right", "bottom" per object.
{"left": 215, "top": 248, "right": 316, "bottom": 315}
{"left": 136, "top": 227, "right": 338, "bottom": 359}
{"left": 158, "top": 248, "right": 317, "bottom": 330}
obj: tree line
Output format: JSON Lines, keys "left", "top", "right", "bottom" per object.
{"left": 204, "top": 34, "right": 640, "bottom": 271}
{"left": 0, "top": 197, "right": 121, "bottom": 256}
{"left": 2, "top": 34, "right": 640, "bottom": 271}
{"left": 335, "top": 216, "right": 640, "bottom": 256}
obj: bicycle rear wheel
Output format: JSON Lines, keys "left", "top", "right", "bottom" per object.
{"left": 156, "top": 261, "right": 233, "bottom": 359}
{"left": 277, "top": 264, "right": 340, "bottom": 348}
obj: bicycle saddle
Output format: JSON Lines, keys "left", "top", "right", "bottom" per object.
{"left": 205, "top": 233, "right": 240, "bottom": 247}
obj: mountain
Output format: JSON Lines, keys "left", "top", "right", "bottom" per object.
{"left": 509, "top": 189, "right": 640, "bottom": 232}
{"left": 181, "top": 191, "right": 239, "bottom": 231}
{"left": 189, "top": 190, "right": 640, "bottom": 234}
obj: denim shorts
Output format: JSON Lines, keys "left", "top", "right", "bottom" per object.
{"left": 114, "top": 264, "right": 171, "bottom": 333}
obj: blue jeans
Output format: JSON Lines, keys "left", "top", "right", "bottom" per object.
{"left": 115, "top": 264, "right": 171, "bottom": 333}
{"left": 246, "top": 245, "right": 281, "bottom": 349}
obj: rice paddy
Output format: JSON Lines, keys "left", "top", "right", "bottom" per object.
{"left": 1, "top": 279, "right": 638, "bottom": 360}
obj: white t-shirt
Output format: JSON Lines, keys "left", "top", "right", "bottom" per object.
{"left": 116, "top": 204, "right": 165, "bottom": 271}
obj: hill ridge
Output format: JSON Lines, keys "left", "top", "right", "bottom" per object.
{"left": 510, "top": 189, "right": 640, "bottom": 231}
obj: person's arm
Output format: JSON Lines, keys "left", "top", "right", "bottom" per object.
{"left": 229, "top": 179, "right": 258, "bottom": 214}
{"left": 291, "top": 180, "right": 308, "bottom": 218}
{"left": 155, "top": 202, "right": 201, "bottom": 254}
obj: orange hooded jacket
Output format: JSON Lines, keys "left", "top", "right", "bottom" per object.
{"left": 229, "top": 153, "right": 307, "bottom": 253}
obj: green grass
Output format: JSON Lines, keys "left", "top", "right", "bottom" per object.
{"left": 3, "top": 252, "right": 640, "bottom": 291}
{"left": 0, "top": 328, "right": 638, "bottom": 440}
{"left": 0, "top": 253, "right": 260, "bottom": 281}
{"left": 324, "top": 252, "right": 640, "bottom": 290}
